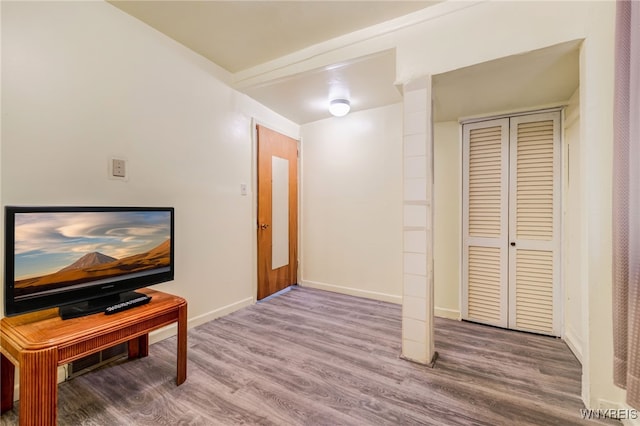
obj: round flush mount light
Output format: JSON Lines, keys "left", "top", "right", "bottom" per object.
{"left": 329, "top": 99, "right": 351, "bottom": 117}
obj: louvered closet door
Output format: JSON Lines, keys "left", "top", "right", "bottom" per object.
{"left": 508, "top": 112, "right": 560, "bottom": 335}
{"left": 462, "top": 118, "right": 510, "bottom": 328}
{"left": 462, "top": 111, "right": 560, "bottom": 336}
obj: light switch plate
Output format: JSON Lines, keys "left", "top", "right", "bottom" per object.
{"left": 109, "top": 157, "right": 128, "bottom": 181}
{"left": 112, "top": 159, "right": 126, "bottom": 177}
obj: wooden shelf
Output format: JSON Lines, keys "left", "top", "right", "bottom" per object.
{"left": 0, "top": 288, "right": 187, "bottom": 425}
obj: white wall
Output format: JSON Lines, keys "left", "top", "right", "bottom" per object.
{"left": 563, "top": 89, "right": 584, "bottom": 362}
{"left": 2, "top": 0, "right": 624, "bottom": 413}
{"left": 293, "top": 2, "right": 620, "bottom": 408}
{"left": 393, "top": 1, "right": 618, "bottom": 409}
{"left": 577, "top": 3, "right": 623, "bottom": 408}
{"left": 1, "top": 1, "right": 299, "bottom": 325}
{"left": 433, "top": 121, "right": 461, "bottom": 319}
{"left": 300, "top": 104, "right": 403, "bottom": 303}
{"left": 299, "top": 108, "right": 461, "bottom": 320}
{"left": 395, "top": 1, "right": 590, "bottom": 83}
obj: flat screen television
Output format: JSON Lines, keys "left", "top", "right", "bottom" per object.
{"left": 4, "top": 206, "right": 174, "bottom": 319}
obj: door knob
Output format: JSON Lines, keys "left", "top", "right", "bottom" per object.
{"left": 259, "top": 223, "right": 269, "bottom": 230}
{"left": 510, "top": 242, "right": 516, "bottom": 247}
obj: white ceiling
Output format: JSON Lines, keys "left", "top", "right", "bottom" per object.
{"left": 433, "top": 40, "right": 581, "bottom": 122}
{"left": 242, "top": 49, "right": 401, "bottom": 124}
{"left": 109, "top": 1, "right": 580, "bottom": 125}
{"left": 108, "top": 1, "right": 437, "bottom": 73}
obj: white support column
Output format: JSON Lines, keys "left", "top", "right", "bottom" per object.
{"left": 401, "top": 76, "right": 436, "bottom": 366}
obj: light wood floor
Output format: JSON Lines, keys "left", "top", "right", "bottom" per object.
{"left": 1, "top": 286, "right": 618, "bottom": 425}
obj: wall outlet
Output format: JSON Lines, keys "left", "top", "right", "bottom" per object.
{"left": 240, "top": 183, "right": 248, "bottom": 196}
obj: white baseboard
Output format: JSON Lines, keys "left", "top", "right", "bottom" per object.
{"left": 622, "top": 405, "right": 640, "bottom": 426}
{"left": 300, "top": 280, "right": 461, "bottom": 321}
{"left": 564, "top": 325, "right": 583, "bottom": 364}
{"left": 150, "top": 296, "right": 254, "bottom": 343}
{"left": 300, "top": 280, "right": 402, "bottom": 304}
{"left": 595, "top": 399, "right": 640, "bottom": 425}
{"left": 435, "top": 307, "right": 461, "bottom": 320}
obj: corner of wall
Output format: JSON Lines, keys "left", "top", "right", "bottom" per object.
{"left": 577, "top": 0, "right": 621, "bottom": 411}
{"left": 150, "top": 296, "right": 255, "bottom": 344}
{"left": 433, "top": 121, "right": 462, "bottom": 316}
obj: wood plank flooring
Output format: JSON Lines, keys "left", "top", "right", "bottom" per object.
{"left": 1, "top": 287, "right": 619, "bottom": 425}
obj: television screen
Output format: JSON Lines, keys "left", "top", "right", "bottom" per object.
{"left": 4, "top": 206, "right": 174, "bottom": 317}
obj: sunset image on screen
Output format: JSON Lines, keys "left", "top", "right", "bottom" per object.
{"left": 13, "top": 211, "right": 171, "bottom": 299}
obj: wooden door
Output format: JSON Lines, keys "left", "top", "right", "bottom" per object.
{"left": 257, "top": 125, "right": 298, "bottom": 300}
{"left": 462, "top": 111, "right": 561, "bottom": 336}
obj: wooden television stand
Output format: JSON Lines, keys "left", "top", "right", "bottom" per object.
{"left": 0, "top": 288, "right": 187, "bottom": 425}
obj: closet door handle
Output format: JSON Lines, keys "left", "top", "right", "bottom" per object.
{"left": 510, "top": 242, "right": 516, "bottom": 247}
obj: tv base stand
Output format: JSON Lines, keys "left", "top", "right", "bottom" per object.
{"left": 0, "top": 288, "right": 187, "bottom": 426}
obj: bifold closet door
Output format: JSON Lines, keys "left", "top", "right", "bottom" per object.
{"left": 462, "top": 118, "right": 510, "bottom": 328}
{"left": 462, "top": 112, "right": 560, "bottom": 336}
{"left": 508, "top": 112, "right": 561, "bottom": 335}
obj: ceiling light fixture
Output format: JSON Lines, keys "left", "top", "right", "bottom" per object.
{"left": 329, "top": 99, "right": 351, "bottom": 117}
